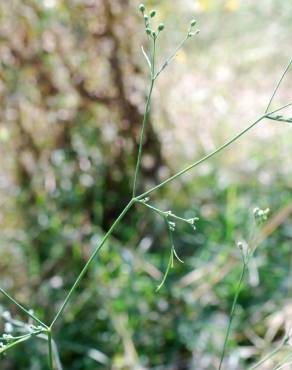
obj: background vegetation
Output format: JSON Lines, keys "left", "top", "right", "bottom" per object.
{"left": 0, "top": 0, "right": 291, "bottom": 369}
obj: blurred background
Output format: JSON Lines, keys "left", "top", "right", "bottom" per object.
{"left": 0, "top": 0, "right": 291, "bottom": 369}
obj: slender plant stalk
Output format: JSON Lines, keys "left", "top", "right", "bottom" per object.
{"left": 138, "top": 200, "right": 191, "bottom": 224}
{"left": 156, "top": 247, "right": 173, "bottom": 292}
{"left": 50, "top": 199, "right": 134, "bottom": 328}
{"left": 248, "top": 337, "right": 288, "bottom": 370}
{"left": 274, "top": 357, "right": 292, "bottom": 370}
{"left": 218, "top": 261, "right": 247, "bottom": 370}
{"left": 137, "top": 101, "right": 292, "bottom": 200}
{"left": 47, "top": 330, "right": 54, "bottom": 370}
{"left": 51, "top": 338, "right": 63, "bottom": 370}
{"left": 33, "top": 11, "right": 292, "bottom": 370}
{"left": 132, "top": 79, "right": 154, "bottom": 197}
{"left": 265, "top": 58, "right": 292, "bottom": 114}
{"left": 273, "top": 352, "right": 292, "bottom": 370}
{"left": 0, "top": 334, "right": 35, "bottom": 354}
{"left": 155, "top": 34, "right": 189, "bottom": 79}
{"left": 1, "top": 5, "right": 292, "bottom": 368}
{"left": 132, "top": 34, "right": 157, "bottom": 197}
{"left": 0, "top": 287, "right": 47, "bottom": 328}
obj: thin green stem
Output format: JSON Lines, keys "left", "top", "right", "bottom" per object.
{"left": 132, "top": 35, "right": 156, "bottom": 197}
{"left": 152, "top": 36, "right": 156, "bottom": 77}
{"left": 0, "top": 334, "right": 35, "bottom": 354}
{"left": 266, "top": 115, "right": 292, "bottom": 123}
{"left": 137, "top": 101, "right": 292, "bottom": 200}
{"left": 138, "top": 115, "right": 265, "bottom": 199}
{"left": 155, "top": 34, "right": 189, "bottom": 79}
{"left": 249, "top": 337, "right": 289, "bottom": 370}
{"left": 138, "top": 200, "right": 190, "bottom": 224}
{"left": 218, "top": 261, "right": 247, "bottom": 370}
{"left": 0, "top": 333, "right": 34, "bottom": 341}
{"left": 132, "top": 79, "right": 155, "bottom": 197}
{"left": 272, "top": 353, "right": 292, "bottom": 370}
{"left": 156, "top": 251, "right": 173, "bottom": 292}
{"left": 47, "top": 330, "right": 54, "bottom": 370}
{"left": 50, "top": 199, "right": 134, "bottom": 328}
{"left": 0, "top": 287, "right": 47, "bottom": 329}
{"left": 274, "top": 357, "right": 292, "bottom": 370}
{"left": 265, "top": 58, "right": 292, "bottom": 114}
{"left": 268, "top": 101, "right": 292, "bottom": 114}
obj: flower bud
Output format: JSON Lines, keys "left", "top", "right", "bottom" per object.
{"left": 144, "top": 15, "right": 148, "bottom": 21}
{"left": 237, "top": 242, "right": 243, "bottom": 250}
{"left": 146, "top": 28, "right": 152, "bottom": 35}
{"left": 150, "top": 10, "right": 156, "bottom": 18}
{"left": 190, "top": 19, "right": 197, "bottom": 27}
{"left": 158, "top": 23, "right": 165, "bottom": 32}
{"left": 139, "top": 4, "right": 145, "bottom": 12}
{"left": 152, "top": 31, "right": 157, "bottom": 38}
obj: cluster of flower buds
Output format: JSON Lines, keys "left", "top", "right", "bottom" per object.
{"left": 2, "top": 333, "right": 13, "bottom": 342}
{"left": 188, "top": 19, "right": 200, "bottom": 38}
{"left": 4, "top": 322, "right": 13, "bottom": 334}
{"left": 168, "top": 220, "right": 176, "bottom": 232}
{"left": 187, "top": 217, "right": 199, "bottom": 231}
{"left": 2, "top": 311, "right": 11, "bottom": 320}
{"left": 140, "top": 197, "right": 150, "bottom": 203}
{"left": 253, "top": 207, "right": 270, "bottom": 224}
{"left": 139, "top": 3, "right": 165, "bottom": 39}
{"left": 267, "top": 114, "right": 292, "bottom": 123}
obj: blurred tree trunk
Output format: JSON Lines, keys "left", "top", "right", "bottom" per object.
{"left": 4, "top": 0, "right": 163, "bottom": 232}
{"left": 0, "top": 0, "right": 165, "bottom": 305}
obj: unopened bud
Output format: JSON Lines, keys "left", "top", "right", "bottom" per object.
{"left": 190, "top": 19, "right": 197, "bottom": 27}
{"left": 139, "top": 4, "right": 145, "bottom": 12}
{"left": 150, "top": 10, "right": 156, "bottom": 18}
{"left": 158, "top": 23, "right": 165, "bottom": 32}
{"left": 237, "top": 242, "right": 243, "bottom": 250}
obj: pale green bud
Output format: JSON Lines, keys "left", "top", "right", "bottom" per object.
{"left": 158, "top": 23, "right": 165, "bottom": 32}
{"left": 139, "top": 4, "right": 145, "bottom": 12}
